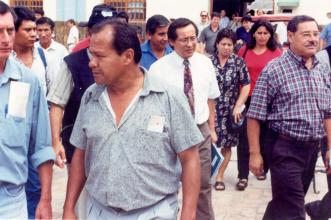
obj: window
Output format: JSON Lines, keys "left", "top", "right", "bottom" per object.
{"left": 104, "top": 0, "right": 146, "bottom": 23}
{"left": 10, "top": 0, "right": 43, "bottom": 11}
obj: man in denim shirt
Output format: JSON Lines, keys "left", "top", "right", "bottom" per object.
{"left": 0, "top": 2, "right": 55, "bottom": 219}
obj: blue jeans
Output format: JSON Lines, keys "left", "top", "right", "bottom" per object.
{"left": 0, "top": 182, "right": 27, "bottom": 219}
{"left": 26, "top": 161, "right": 41, "bottom": 219}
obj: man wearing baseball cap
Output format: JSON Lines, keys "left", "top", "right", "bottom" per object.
{"left": 72, "top": 4, "right": 118, "bottom": 52}
{"left": 46, "top": 5, "right": 117, "bottom": 217}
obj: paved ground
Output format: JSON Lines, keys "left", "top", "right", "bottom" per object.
{"left": 52, "top": 148, "right": 329, "bottom": 220}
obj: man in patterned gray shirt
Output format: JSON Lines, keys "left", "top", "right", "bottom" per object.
{"left": 62, "top": 20, "right": 202, "bottom": 220}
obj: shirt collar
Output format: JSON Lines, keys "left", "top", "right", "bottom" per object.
{"left": 141, "top": 41, "right": 173, "bottom": 55}
{"left": 287, "top": 49, "right": 319, "bottom": 68}
{"left": 90, "top": 67, "right": 165, "bottom": 101}
{"left": 0, "top": 56, "right": 22, "bottom": 85}
{"left": 171, "top": 51, "right": 195, "bottom": 67}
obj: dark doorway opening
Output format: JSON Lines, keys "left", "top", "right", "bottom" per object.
{"left": 212, "top": 0, "right": 245, "bottom": 17}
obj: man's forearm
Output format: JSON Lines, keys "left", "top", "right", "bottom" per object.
{"left": 207, "top": 99, "right": 216, "bottom": 131}
{"left": 179, "top": 147, "right": 200, "bottom": 219}
{"left": 247, "top": 118, "right": 261, "bottom": 154}
{"left": 49, "top": 104, "right": 64, "bottom": 145}
{"left": 63, "top": 148, "right": 86, "bottom": 210}
{"left": 38, "top": 160, "right": 54, "bottom": 201}
{"left": 324, "top": 118, "right": 331, "bottom": 150}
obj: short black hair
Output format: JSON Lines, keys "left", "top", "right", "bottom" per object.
{"left": 214, "top": 28, "right": 236, "bottom": 52}
{"left": 117, "top": 11, "right": 129, "bottom": 23}
{"left": 0, "top": 1, "right": 16, "bottom": 21}
{"left": 91, "top": 20, "right": 142, "bottom": 64}
{"left": 36, "top": 16, "right": 55, "bottom": 30}
{"left": 66, "top": 19, "right": 75, "bottom": 25}
{"left": 211, "top": 12, "right": 221, "bottom": 19}
{"left": 145, "top": 14, "right": 169, "bottom": 35}
{"left": 247, "top": 19, "right": 278, "bottom": 51}
{"left": 168, "top": 18, "right": 198, "bottom": 41}
{"left": 287, "top": 15, "right": 318, "bottom": 32}
{"left": 13, "top": 6, "right": 36, "bottom": 31}
{"left": 33, "top": 8, "right": 44, "bottom": 16}
{"left": 241, "top": 15, "right": 252, "bottom": 23}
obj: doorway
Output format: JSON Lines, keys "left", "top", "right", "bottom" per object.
{"left": 212, "top": 0, "right": 245, "bottom": 17}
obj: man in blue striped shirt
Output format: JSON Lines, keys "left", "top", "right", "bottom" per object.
{"left": 0, "top": 2, "right": 55, "bottom": 219}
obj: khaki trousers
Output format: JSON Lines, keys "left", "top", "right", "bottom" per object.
{"left": 196, "top": 122, "right": 214, "bottom": 220}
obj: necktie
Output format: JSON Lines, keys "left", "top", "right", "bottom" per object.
{"left": 183, "top": 59, "right": 195, "bottom": 116}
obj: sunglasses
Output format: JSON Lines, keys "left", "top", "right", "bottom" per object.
{"left": 201, "top": 14, "right": 208, "bottom": 17}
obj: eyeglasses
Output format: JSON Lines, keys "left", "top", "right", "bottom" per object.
{"left": 176, "top": 36, "right": 197, "bottom": 44}
{"left": 201, "top": 14, "right": 208, "bottom": 17}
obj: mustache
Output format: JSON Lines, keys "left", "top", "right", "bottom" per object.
{"left": 304, "top": 41, "right": 318, "bottom": 47}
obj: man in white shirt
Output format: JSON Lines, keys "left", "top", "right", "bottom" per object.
{"left": 66, "top": 19, "right": 79, "bottom": 52}
{"left": 149, "top": 18, "right": 220, "bottom": 220}
{"left": 35, "top": 16, "right": 68, "bottom": 89}
{"left": 196, "top": 10, "right": 210, "bottom": 37}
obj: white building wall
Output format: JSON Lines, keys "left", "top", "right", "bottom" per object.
{"left": 43, "top": 0, "right": 56, "bottom": 20}
{"left": 85, "top": 0, "right": 103, "bottom": 21}
{"left": 275, "top": 0, "right": 331, "bottom": 25}
{"left": 146, "top": 0, "right": 209, "bottom": 23}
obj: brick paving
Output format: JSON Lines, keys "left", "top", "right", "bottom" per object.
{"left": 52, "top": 148, "right": 328, "bottom": 219}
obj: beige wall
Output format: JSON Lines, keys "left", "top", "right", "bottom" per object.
{"left": 275, "top": 0, "right": 331, "bottom": 25}
{"left": 146, "top": 0, "right": 209, "bottom": 23}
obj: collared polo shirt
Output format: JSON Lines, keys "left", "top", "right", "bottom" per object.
{"left": 12, "top": 48, "right": 47, "bottom": 94}
{"left": 35, "top": 40, "right": 68, "bottom": 64}
{"left": 70, "top": 70, "right": 203, "bottom": 211}
{"left": 149, "top": 51, "right": 220, "bottom": 124}
{"left": 35, "top": 40, "right": 69, "bottom": 89}
{"left": 140, "top": 41, "right": 173, "bottom": 70}
{"left": 0, "top": 56, "right": 55, "bottom": 185}
{"left": 199, "top": 25, "right": 220, "bottom": 55}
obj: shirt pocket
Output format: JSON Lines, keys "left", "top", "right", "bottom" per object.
{"left": 133, "top": 129, "right": 169, "bottom": 165}
{"left": 1, "top": 115, "right": 27, "bottom": 149}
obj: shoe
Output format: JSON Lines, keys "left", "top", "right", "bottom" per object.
{"left": 257, "top": 174, "right": 267, "bottom": 181}
{"left": 214, "top": 181, "right": 225, "bottom": 191}
{"left": 236, "top": 179, "right": 248, "bottom": 191}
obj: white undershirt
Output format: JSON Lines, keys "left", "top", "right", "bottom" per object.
{"left": 101, "top": 88, "right": 142, "bottom": 124}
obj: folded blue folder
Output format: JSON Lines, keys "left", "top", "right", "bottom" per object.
{"left": 211, "top": 143, "right": 224, "bottom": 184}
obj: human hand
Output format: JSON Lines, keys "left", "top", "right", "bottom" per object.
{"left": 210, "top": 130, "right": 218, "bottom": 144}
{"left": 180, "top": 209, "right": 196, "bottom": 220}
{"left": 53, "top": 141, "right": 66, "bottom": 168}
{"left": 232, "top": 105, "right": 243, "bottom": 123}
{"left": 325, "top": 149, "right": 331, "bottom": 175}
{"left": 195, "top": 42, "right": 206, "bottom": 54}
{"left": 35, "top": 199, "right": 52, "bottom": 220}
{"left": 249, "top": 152, "right": 264, "bottom": 177}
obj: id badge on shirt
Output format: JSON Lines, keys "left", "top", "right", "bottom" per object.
{"left": 8, "top": 81, "right": 30, "bottom": 118}
{"left": 147, "top": 115, "right": 165, "bottom": 133}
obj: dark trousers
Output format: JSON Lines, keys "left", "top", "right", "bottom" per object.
{"left": 263, "top": 130, "right": 320, "bottom": 220}
{"left": 305, "top": 138, "right": 331, "bottom": 220}
{"left": 196, "top": 122, "right": 214, "bottom": 220}
{"left": 237, "top": 97, "right": 268, "bottom": 179}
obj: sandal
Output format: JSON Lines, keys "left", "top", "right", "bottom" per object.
{"left": 236, "top": 179, "right": 248, "bottom": 191}
{"left": 214, "top": 181, "right": 225, "bottom": 191}
{"left": 257, "top": 174, "right": 267, "bottom": 181}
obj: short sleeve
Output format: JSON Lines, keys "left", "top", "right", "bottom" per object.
{"left": 247, "top": 65, "right": 276, "bottom": 121}
{"left": 69, "top": 92, "right": 88, "bottom": 150}
{"left": 166, "top": 88, "right": 204, "bottom": 153}
{"left": 206, "top": 59, "right": 220, "bottom": 99}
{"left": 47, "top": 61, "right": 74, "bottom": 108}
{"left": 237, "top": 57, "right": 250, "bottom": 85}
